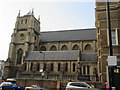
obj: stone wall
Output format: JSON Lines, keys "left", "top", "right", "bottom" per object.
{"left": 16, "top": 79, "right": 58, "bottom": 89}
{"left": 96, "top": 2, "right": 120, "bottom": 83}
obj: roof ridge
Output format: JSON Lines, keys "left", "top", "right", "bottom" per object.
{"left": 41, "top": 28, "right": 96, "bottom": 33}
{"left": 29, "top": 50, "right": 79, "bottom": 53}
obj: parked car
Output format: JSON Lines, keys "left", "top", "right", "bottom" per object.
{"left": 25, "top": 85, "right": 41, "bottom": 90}
{"left": 0, "top": 81, "right": 24, "bottom": 90}
{"left": 6, "top": 78, "right": 16, "bottom": 83}
{"left": 65, "top": 82, "right": 93, "bottom": 90}
{"left": 25, "top": 85, "right": 49, "bottom": 90}
{"left": 11, "top": 83, "right": 25, "bottom": 90}
{"left": 0, "top": 82, "right": 13, "bottom": 90}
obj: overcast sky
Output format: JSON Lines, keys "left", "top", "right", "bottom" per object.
{"left": 0, "top": 0, "right": 95, "bottom": 60}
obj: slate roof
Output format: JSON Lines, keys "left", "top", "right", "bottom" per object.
{"left": 40, "top": 28, "right": 96, "bottom": 42}
{"left": 81, "top": 52, "right": 97, "bottom": 61}
{"left": 25, "top": 50, "right": 79, "bottom": 61}
{"left": 25, "top": 51, "right": 98, "bottom": 61}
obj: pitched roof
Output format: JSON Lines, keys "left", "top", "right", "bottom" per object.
{"left": 25, "top": 50, "right": 98, "bottom": 61}
{"left": 25, "top": 50, "right": 79, "bottom": 61}
{"left": 81, "top": 52, "right": 97, "bottom": 61}
{"left": 40, "top": 28, "right": 96, "bottom": 42}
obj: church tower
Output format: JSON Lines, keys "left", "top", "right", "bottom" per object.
{"left": 3, "top": 10, "right": 40, "bottom": 79}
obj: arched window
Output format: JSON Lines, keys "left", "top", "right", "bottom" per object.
{"left": 25, "top": 19, "right": 27, "bottom": 24}
{"left": 37, "top": 63, "right": 40, "bottom": 71}
{"left": 30, "top": 63, "right": 33, "bottom": 71}
{"left": 93, "top": 68, "right": 97, "bottom": 75}
{"left": 43, "top": 63, "right": 46, "bottom": 71}
{"left": 34, "top": 21, "right": 36, "bottom": 26}
{"left": 40, "top": 46, "right": 46, "bottom": 51}
{"left": 65, "top": 63, "right": 68, "bottom": 72}
{"left": 72, "top": 44, "right": 79, "bottom": 50}
{"left": 50, "top": 45, "right": 57, "bottom": 51}
{"left": 84, "top": 44, "right": 92, "bottom": 50}
{"left": 24, "top": 63, "right": 27, "bottom": 71}
{"left": 73, "top": 63, "right": 76, "bottom": 72}
{"left": 83, "top": 66, "right": 86, "bottom": 75}
{"left": 21, "top": 20, "right": 23, "bottom": 24}
{"left": 17, "top": 48, "right": 23, "bottom": 64}
{"left": 87, "top": 66, "right": 90, "bottom": 75}
{"left": 61, "top": 45, "right": 68, "bottom": 50}
{"left": 58, "top": 63, "right": 61, "bottom": 71}
{"left": 35, "top": 36, "right": 37, "bottom": 40}
{"left": 79, "top": 67, "right": 82, "bottom": 75}
{"left": 51, "top": 63, "right": 54, "bottom": 71}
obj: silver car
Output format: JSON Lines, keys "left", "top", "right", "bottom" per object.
{"left": 25, "top": 85, "right": 49, "bottom": 90}
{"left": 65, "top": 82, "right": 92, "bottom": 90}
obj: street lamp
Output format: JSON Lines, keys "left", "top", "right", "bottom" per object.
{"left": 39, "top": 51, "right": 45, "bottom": 71}
{"left": 39, "top": 51, "right": 45, "bottom": 87}
{"left": 106, "top": 0, "right": 114, "bottom": 90}
{"left": 41, "top": 71, "right": 44, "bottom": 87}
{"left": 106, "top": 0, "right": 113, "bottom": 56}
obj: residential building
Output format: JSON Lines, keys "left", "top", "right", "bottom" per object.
{"left": 95, "top": 1, "right": 120, "bottom": 86}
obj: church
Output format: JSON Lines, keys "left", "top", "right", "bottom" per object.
{"left": 3, "top": 1, "right": 120, "bottom": 89}
{"left": 3, "top": 11, "right": 98, "bottom": 88}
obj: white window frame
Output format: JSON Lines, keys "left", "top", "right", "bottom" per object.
{"left": 107, "top": 28, "right": 118, "bottom": 46}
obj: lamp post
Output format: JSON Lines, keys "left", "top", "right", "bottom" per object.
{"left": 106, "top": 0, "right": 113, "bottom": 90}
{"left": 39, "top": 51, "right": 45, "bottom": 71}
{"left": 39, "top": 51, "right": 45, "bottom": 87}
{"left": 106, "top": 0, "right": 113, "bottom": 56}
{"left": 41, "top": 71, "right": 44, "bottom": 87}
